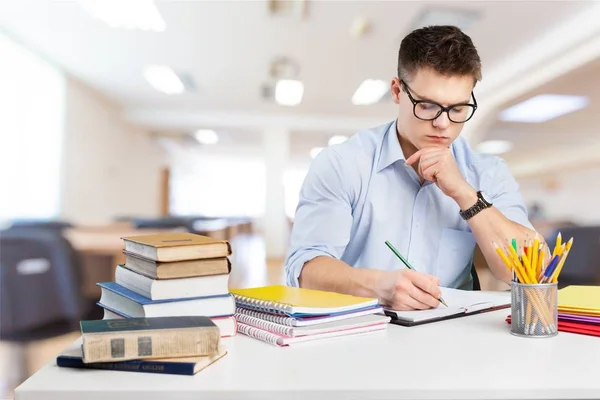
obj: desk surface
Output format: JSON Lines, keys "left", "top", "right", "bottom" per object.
{"left": 15, "top": 309, "right": 600, "bottom": 400}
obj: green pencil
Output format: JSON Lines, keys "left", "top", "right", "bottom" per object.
{"left": 384, "top": 240, "right": 448, "bottom": 307}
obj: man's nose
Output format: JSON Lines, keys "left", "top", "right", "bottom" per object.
{"left": 433, "top": 111, "right": 450, "bottom": 129}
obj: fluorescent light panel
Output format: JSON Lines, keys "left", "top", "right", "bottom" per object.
{"left": 328, "top": 135, "right": 348, "bottom": 146}
{"left": 352, "top": 79, "right": 388, "bottom": 105}
{"left": 476, "top": 140, "right": 513, "bottom": 155}
{"left": 194, "top": 129, "right": 219, "bottom": 145}
{"left": 499, "top": 94, "right": 589, "bottom": 123}
{"left": 143, "top": 65, "right": 185, "bottom": 95}
{"left": 275, "top": 79, "right": 304, "bottom": 106}
{"left": 78, "top": 0, "right": 166, "bottom": 32}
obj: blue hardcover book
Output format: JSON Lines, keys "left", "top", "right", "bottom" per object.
{"left": 97, "top": 282, "right": 236, "bottom": 318}
{"left": 57, "top": 341, "right": 227, "bottom": 376}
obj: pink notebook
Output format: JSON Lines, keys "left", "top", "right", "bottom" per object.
{"left": 237, "top": 315, "right": 389, "bottom": 347}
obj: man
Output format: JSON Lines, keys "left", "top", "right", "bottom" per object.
{"left": 284, "top": 25, "right": 537, "bottom": 311}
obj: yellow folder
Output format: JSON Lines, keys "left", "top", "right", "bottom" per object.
{"left": 558, "top": 286, "right": 600, "bottom": 312}
{"left": 229, "top": 285, "right": 379, "bottom": 316}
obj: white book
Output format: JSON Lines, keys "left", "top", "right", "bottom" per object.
{"left": 385, "top": 288, "right": 510, "bottom": 326}
{"left": 102, "top": 307, "right": 238, "bottom": 338}
{"left": 97, "top": 282, "right": 236, "bottom": 319}
{"left": 115, "top": 265, "right": 229, "bottom": 300}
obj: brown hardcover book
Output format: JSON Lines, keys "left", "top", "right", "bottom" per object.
{"left": 121, "top": 232, "right": 231, "bottom": 262}
{"left": 123, "top": 251, "right": 231, "bottom": 279}
{"left": 80, "top": 316, "right": 221, "bottom": 363}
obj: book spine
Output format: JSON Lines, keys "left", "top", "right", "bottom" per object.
{"left": 234, "top": 313, "right": 293, "bottom": 336}
{"left": 82, "top": 327, "right": 220, "bottom": 363}
{"left": 235, "top": 307, "right": 296, "bottom": 326}
{"left": 237, "top": 323, "right": 282, "bottom": 346}
{"left": 57, "top": 356, "right": 194, "bottom": 375}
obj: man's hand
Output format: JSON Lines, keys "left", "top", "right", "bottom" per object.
{"left": 375, "top": 269, "right": 442, "bottom": 310}
{"left": 405, "top": 147, "right": 473, "bottom": 199}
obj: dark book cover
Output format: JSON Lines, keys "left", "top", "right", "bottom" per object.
{"left": 80, "top": 316, "right": 216, "bottom": 334}
{"left": 57, "top": 344, "right": 226, "bottom": 376}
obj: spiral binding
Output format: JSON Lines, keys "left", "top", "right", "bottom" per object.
{"left": 235, "top": 307, "right": 296, "bottom": 326}
{"left": 237, "top": 323, "right": 282, "bottom": 346}
{"left": 235, "top": 313, "right": 293, "bottom": 336}
{"left": 231, "top": 294, "right": 293, "bottom": 315}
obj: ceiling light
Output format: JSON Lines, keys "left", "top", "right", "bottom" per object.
{"left": 275, "top": 79, "right": 304, "bottom": 106}
{"left": 352, "top": 79, "right": 388, "bottom": 105}
{"left": 498, "top": 94, "right": 589, "bottom": 123}
{"left": 78, "top": 0, "right": 166, "bottom": 32}
{"left": 476, "top": 140, "right": 513, "bottom": 155}
{"left": 310, "top": 147, "right": 323, "bottom": 159}
{"left": 328, "top": 135, "right": 348, "bottom": 146}
{"left": 194, "top": 129, "right": 219, "bottom": 145}
{"left": 143, "top": 65, "right": 185, "bottom": 95}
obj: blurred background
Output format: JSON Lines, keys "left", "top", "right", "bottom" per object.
{"left": 1, "top": 0, "right": 600, "bottom": 397}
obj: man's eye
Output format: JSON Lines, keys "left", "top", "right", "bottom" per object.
{"left": 418, "top": 103, "right": 437, "bottom": 111}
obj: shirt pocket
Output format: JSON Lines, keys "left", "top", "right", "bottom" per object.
{"left": 435, "top": 228, "right": 477, "bottom": 288}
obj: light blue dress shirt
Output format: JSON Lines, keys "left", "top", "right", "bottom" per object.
{"left": 284, "top": 120, "right": 533, "bottom": 289}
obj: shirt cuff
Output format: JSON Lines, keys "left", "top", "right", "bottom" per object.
{"left": 285, "top": 249, "right": 334, "bottom": 287}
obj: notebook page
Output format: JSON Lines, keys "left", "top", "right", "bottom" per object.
{"left": 386, "top": 288, "right": 510, "bottom": 322}
{"left": 440, "top": 288, "right": 509, "bottom": 311}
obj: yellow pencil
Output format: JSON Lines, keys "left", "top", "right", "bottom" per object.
{"left": 537, "top": 243, "right": 545, "bottom": 276}
{"left": 522, "top": 249, "right": 533, "bottom": 281}
{"left": 532, "top": 236, "right": 540, "bottom": 280}
{"left": 551, "top": 238, "right": 574, "bottom": 283}
{"left": 552, "top": 232, "right": 562, "bottom": 258}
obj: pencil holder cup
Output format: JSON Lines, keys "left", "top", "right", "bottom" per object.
{"left": 510, "top": 282, "right": 558, "bottom": 338}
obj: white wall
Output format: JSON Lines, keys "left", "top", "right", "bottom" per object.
{"left": 517, "top": 165, "right": 600, "bottom": 226}
{"left": 60, "top": 78, "right": 164, "bottom": 224}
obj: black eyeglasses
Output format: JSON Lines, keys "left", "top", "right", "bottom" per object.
{"left": 400, "top": 80, "right": 478, "bottom": 123}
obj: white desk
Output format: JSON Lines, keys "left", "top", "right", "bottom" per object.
{"left": 15, "top": 310, "right": 600, "bottom": 400}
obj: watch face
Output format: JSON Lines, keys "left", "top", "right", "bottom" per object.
{"left": 480, "top": 191, "right": 492, "bottom": 204}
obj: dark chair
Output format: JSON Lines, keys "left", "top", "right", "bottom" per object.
{"left": 8, "top": 219, "right": 73, "bottom": 231}
{"left": 471, "top": 262, "right": 481, "bottom": 291}
{"left": 129, "top": 216, "right": 190, "bottom": 230}
{"left": 545, "top": 226, "right": 600, "bottom": 287}
{"left": 0, "top": 228, "right": 91, "bottom": 384}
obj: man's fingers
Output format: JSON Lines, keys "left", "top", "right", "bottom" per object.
{"left": 406, "top": 270, "right": 442, "bottom": 298}
{"left": 409, "top": 285, "right": 440, "bottom": 308}
{"left": 422, "top": 164, "right": 440, "bottom": 181}
{"left": 394, "top": 292, "right": 430, "bottom": 310}
{"left": 405, "top": 147, "right": 439, "bottom": 166}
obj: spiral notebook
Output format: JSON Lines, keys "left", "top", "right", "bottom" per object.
{"left": 235, "top": 306, "right": 384, "bottom": 326}
{"left": 237, "top": 319, "right": 389, "bottom": 347}
{"left": 229, "top": 285, "right": 379, "bottom": 317}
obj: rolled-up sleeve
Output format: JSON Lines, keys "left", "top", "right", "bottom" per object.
{"left": 486, "top": 159, "right": 534, "bottom": 230}
{"left": 284, "top": 147, "right": 355, "bottom": 287}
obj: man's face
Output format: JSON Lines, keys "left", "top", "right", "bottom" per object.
{"left": 392, "top": 67, "right": 475, "bottom": 150}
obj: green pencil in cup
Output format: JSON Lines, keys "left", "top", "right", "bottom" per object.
{"left": 384, "top": 240, "right": 448, "bottom": 307}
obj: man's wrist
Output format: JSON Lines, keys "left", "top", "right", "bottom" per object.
{"left": 452, "top": 185, "right": 478, "bottom": 211}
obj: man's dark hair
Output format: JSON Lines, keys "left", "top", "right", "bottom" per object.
{"left": 398, "top": 25, "right": 482, "bottom": 84}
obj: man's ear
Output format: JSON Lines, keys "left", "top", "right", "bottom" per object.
{"left": 391, "top": 78, "right": 402, "bottom": 105}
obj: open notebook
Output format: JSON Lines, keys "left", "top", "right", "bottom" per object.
{"left": 385, "top": 288, "right": 510, "bottom": 326}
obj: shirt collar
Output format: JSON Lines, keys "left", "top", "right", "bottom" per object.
{"left": 376, "top": 120, "right": 406, "bottom": 173}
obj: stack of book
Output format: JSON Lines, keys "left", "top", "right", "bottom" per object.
{"left": 229, "top": 285, "right": 390, "bottom": 346}
{"left": 96, "top": 232, "right": 237, "bottom": 338}
{"left": 57, "top": 316, "right": 227, "bottom": 375}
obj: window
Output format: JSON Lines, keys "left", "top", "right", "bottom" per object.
{"left": 169, "top": 154, "right": 266, "bottom": 217}
{"left": 0, "top": 33, "right": 65, "bottom": 222}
